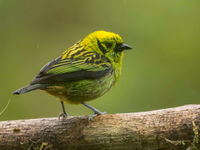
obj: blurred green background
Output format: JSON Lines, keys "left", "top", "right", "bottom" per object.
{"left": 0, "top": 0, "right": 200, "bottom": 121}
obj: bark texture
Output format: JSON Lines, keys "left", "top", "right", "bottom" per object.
{"left": 0, "top": 104, "right": 200, "bottom": 150}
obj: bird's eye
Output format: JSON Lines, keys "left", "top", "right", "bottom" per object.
{"left": 105, "top": 42, "right": 113, "bottom": 48}
{"left": 114, "top": 44, "right": 122, "bottom": 52}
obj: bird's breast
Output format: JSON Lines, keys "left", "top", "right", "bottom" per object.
{"left": 44, "top": 70, "right": 116, "bottom": 104}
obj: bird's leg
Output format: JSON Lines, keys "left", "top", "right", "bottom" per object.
{"left": 59, "top": 101, "right": 68, "bottom": 120}
{"left": 81, "top": 102, "right": 106, "bottom": 120}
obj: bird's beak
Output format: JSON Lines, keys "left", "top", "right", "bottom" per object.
{"left": 121, "top": 43, "right": 132, "bottom": 50}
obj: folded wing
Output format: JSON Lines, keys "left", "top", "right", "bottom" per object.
{"left": 30, "top": 48, "right": 112, "bottom": 85}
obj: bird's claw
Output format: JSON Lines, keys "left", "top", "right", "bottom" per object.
{"left": 58, "top": 112, "right": 68, "bottom": 120}
{"left": 88, "top": 112, "right": 106, "bottom": 121}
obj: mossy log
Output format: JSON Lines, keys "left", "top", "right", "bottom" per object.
{"left": 0, "top": 105, "right": 200, "bottom": 150}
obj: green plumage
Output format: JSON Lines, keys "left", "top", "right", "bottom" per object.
{"left": 13, "top": 31, "right": 132, "bottom": 116}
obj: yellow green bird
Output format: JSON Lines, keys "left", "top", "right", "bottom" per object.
{"left": 13, "top": 31, "right": 132, "bottom": 119}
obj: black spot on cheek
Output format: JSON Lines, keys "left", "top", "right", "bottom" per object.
{"left": 105, "top": 42, "right": 113, "bottom": 49}
{"left": 97, "top": 39, "right": 107, "bottom": 54}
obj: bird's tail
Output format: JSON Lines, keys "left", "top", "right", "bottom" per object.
{"left": 13, "top": 84, "right": 47, "bottom": 95}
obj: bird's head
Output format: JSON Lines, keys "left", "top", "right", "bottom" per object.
{"left": 80, "top": 31, "right": 132, "bottom": 63}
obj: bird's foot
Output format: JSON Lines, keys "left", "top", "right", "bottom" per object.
{"left": 58, "top": 112, "right": 68, "bottom": 120}
{"left": 88, "top": 111, "right": 106, "bottom": 121}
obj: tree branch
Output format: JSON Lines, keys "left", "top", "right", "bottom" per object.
{"left": 0, "top": 105, "right": 200, "bottom": 150}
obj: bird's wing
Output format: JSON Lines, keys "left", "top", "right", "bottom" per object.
{"left": 30, "top": 48, "right": 112, "bottom": 85}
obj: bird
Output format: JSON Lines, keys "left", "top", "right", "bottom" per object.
{"left": 13, "top": 30, "right": 132, "bottom": 120}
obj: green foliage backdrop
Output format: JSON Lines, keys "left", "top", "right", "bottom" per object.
{"left": 0, "top": 0, "right": 200, "bottom": 120}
